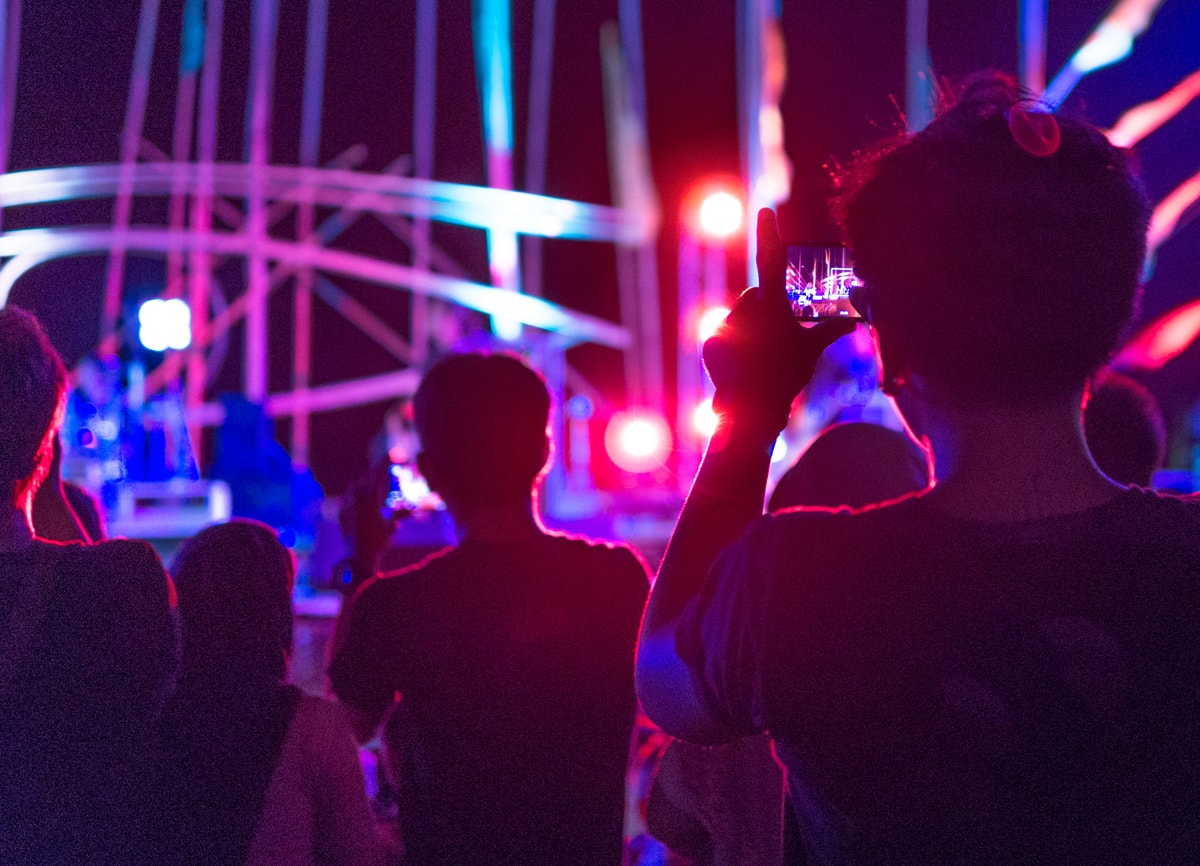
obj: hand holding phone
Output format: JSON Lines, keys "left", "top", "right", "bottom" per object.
{"left": 385, "top": 462, "right": 442, "bottom": 514}
{"left": 702, "top": 211, "right": 857, "bottom": 439}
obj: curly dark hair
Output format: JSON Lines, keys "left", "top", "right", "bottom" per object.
{"left": 839, "top": 72, "right": 1150, "bottom": 404}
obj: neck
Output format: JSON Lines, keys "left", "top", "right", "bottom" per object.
{"left": 0, "top": 495, "right": 36, "bottom": 553}
{"left": 909, "top": 387, "right": 1123, "bottom": 522}
{"left": 448, "top": 493, "right": 544, "bottom": 544}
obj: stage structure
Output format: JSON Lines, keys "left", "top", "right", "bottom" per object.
{"left": 0, "top": 0, "right": 662, "bottom": 513}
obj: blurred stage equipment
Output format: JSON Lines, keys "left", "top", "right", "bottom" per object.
{"left": 0, "top": 0, "right": 661, "bottom": 521}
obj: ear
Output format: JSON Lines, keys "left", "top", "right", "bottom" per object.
{"left": 871, "top": 323, "right": 908, "bottom": 397}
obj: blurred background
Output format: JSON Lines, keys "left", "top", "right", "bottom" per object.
{"left": 2, "top": 0, "right": 1198, "bottom": 579}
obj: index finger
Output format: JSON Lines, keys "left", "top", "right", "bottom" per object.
{"left": 754, "top": 208, "right": 787, "bottom": 304}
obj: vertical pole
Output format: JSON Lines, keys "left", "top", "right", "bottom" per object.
{"left": 244, "top": 0, "right": 278, "bottom": 404}
{"left": 905, "top": 0, "right": 933, "bottom": 131}
{"left": 617, "top": 0, "right": 664, "bottom": 413}
{"left": 522, "top": 0, "right": 555, "bottom": 299}
{"left": 292, "top": 0, "right": 328, "bottom": 469}
{"left": 0, "top": 0, "right": 23, "bottom": 237}
{"left": 600, "top": 24, "right": 644, "bottom": 405}
{"left": 411, "top": 0, "right": 437, "bottom": 364}
{"left": 737, "top": 0, "right": 761, "bottom": 281}
{"left": 102, "top": 0, "right": 161, "bottom": 349}
{"left": 187, "top": 0, "right": 223, "bottom": 467}
{"left": 1019, "top": 0, "right": 1048, "bottom": 94}
{"left": 167, "top": 0, "right": 204, "bottom": 300}
{"left": 473, "top": 0, "right": 521, "bottom": 337}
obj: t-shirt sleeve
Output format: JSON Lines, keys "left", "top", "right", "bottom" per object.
{"left": 328, "top": 579, "right": 400, "bottom": 716}
{"left": 304, "top": 699, "right": 385, "bottom": 866}
{"left": 673, "top": 525, "right": 773, "bottom": 739}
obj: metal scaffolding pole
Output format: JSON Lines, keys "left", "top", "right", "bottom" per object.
{"left": 0, "top": 0, "right": 23, "bottom": 235}
{"left": 244, "top": 0, "right": 279, "bottom": 404}
{"left": 102, "top": 0, "right": 161, "bottom": 350}
{"left": 293, "top": 0, "right": 328, "bottom": 468}
{"left": 474, "top": 0, "right": 522, "bottom": 348}
{"left": 522, "top": 0, "right": 556, "bottom": 299}
{"left": 905, "top": 0, "right": 933, "bottom": 131}
{"left": 186, "top": 0, "right": 224, "bottom": 464}
{"left": 410, "top": 0, "right": 437, "bottom": 364}
{"left": 166, "top": 0, "right": 202, "bottom": 301}
{"left": 1019, "top": 0, "right": 1048, "bottom": 95}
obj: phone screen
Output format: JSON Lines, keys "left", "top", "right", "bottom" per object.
{"left": 385, "top": 462, "right": 441, "bottom": 512}
{"left": 785, "top": 244, "right": 865, "bottom": 320}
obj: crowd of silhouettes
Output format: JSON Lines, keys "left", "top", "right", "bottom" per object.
{"left": 3, "top": 68, "right": 1199, "bottom": 866}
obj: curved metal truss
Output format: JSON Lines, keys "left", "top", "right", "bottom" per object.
{"left": 0, "top": 0, "right": 661, "bottom": 478}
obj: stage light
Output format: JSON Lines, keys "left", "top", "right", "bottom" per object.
{"left": 697, "top": 306, "right": 729, "bottom": 343}
{"left": 137, "top": 298, "right": 192, "bottom": 352}
{"left": 567, "top": 394, "right": 594, "bottom": 420}
{"left": 692, "top": 398, "right": 719, "bottom": 438}
{"left": 605, "top": 410, "right": 671, "bottom": 474}
{"left": 697, "top": 191, "right": 744, "bottom": 239}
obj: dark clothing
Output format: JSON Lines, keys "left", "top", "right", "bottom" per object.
{"left": 678, "top": 487, "right": 1200, "bottom": 865}
{"left": 154, "top": 683, "right": 302, "bottom": 866}
{"left": 0, "top": 539, "right": 177, "bottom": 866}
{"left": 330, "top": 532, "right": 650, "bottom": 866}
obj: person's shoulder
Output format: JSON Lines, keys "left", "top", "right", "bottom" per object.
{"left": 544, "top": 530, "right": 651, "bottom": 583}
{"left": 1119, "top": 486, "right": 1200, "bottom": 534}
{"left": 356, "top": 545, "right": 455, "bottom": 601}
{"left": 757, "top": 491, "right": 923, "bottom": 539}
{"left": 55, "top": 536, "right": 167, "bottom": 582}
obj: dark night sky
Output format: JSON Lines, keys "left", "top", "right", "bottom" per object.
{"left": 5, "top": 1, "right": 1200, "bottom": 491}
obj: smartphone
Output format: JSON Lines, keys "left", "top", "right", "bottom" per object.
{"left": 385, "top": 462, "right": 441, "bottom": 513}
{"left": 785, "top": 244, "right": 865, "bottom": 320}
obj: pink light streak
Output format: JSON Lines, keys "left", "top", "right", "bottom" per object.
{"left": 1108, "top": 68, "right": 1200, "bottom": 148}
{"left": 1147, "top": 167, "right": 1200, "bottom": 259}
{"left": 1113, "top": 300, "right": 1200, "bottom": 372}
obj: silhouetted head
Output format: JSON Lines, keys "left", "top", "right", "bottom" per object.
{"left": 769, "top": 422, "right": 929, "bottom": 512}
{"left": 0, "top": 306, "right": 68, "bottom": 505}
{"left": 1083, "top": 370, "right": 1166, "bottom": 487}
{"left": 840, "top": 71, "right": 1149, "bottom": 407}
{"left": 171, "top": 519, "right": 295, "bottom": 687}
{"left": 413, "top": 352, "right": 551, "bottom": 509}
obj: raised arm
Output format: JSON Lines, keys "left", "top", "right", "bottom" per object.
{"left": 635, "top": 209, "right": 853, "bottom": 741}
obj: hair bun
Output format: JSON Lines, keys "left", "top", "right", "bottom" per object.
{"left": 1006, "top": 102, "right": 1061, "bottom": 157}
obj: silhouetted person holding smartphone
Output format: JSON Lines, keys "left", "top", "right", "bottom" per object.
{"left": 331, "top": 352, "right": 649, "bottom": 866}
{"left": 637, "top": 73, "right": 1200, "bottom": 864}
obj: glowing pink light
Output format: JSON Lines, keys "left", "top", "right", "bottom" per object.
{"left": 1107, "top": 68, "right": 1200, "bottom": 148}
{"left": 1044, "top": 0, "right": 1165, "bottom": 106}
{"left": 697, "top": 191, "right": 744, "bottom": 239}
{"left": 691, "top": 398, "right": 718, "bottom": 438}
{"left": 1112, "top": 300, "right": 1200, "bottom": 371}
{"left": 605, "top": 410, "right": 671, "bottom": 474}
{"left": 1147, "top": 168, "right": 1200, "bottom": 258}
{"left": 697, "top": 306, "right": 729, "bottom": 343}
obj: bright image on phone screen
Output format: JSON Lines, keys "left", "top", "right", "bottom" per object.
{"left": 785, "top": 244, "right": 865, "bottom": 320}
